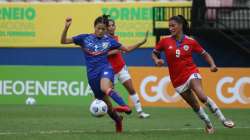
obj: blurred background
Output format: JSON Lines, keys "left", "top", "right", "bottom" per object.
{"left": 0, "top": 0, "right": 249, "bottom": 107}
{"left": 0, "top": 0, "right": 249, "bottom": 139}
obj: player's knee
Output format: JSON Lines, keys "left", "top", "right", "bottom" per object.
{"left": 124, "top": 83, "right": 136, "bottom": 95}
{"left": 100, "top": 85, "right": 109, "bottom": 94}
{"left": 127, "top": 88, "right": 136, "bottom": 95}
{"left": 193, "top": 89, "right": 207, "bottom": 103}
{"left": 102, "top": 88, "right": 112, "bottom": 96}
{"left": 199, "top": 95, "right": 208, "bottom": 103}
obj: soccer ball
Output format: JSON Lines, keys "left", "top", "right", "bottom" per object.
{"left": 89, "top": 99, "right": 108, "bottom": 117}
{"left": 25, "top": 97, "right": 36, "bottom": 105}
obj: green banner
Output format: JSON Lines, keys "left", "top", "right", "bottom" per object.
{"left": 0, "top": 2, "right": 191, "bottom": 47}
{"left": 0, "top": 66, "right": 127, "bottom": 105}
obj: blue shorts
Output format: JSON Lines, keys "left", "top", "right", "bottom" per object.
{"left": 88, "top": 67, "right": 114, "bottom": 99}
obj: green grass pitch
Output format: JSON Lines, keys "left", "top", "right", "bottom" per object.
{"left": 0, "top": 105, "right": 249, "bottom": 140}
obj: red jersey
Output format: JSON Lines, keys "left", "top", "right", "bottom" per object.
{"left": 108, "top": 35, "right": 126, "bottom": 74}
{"left": 155, "top": 35, "right": 205, "bottom": 88}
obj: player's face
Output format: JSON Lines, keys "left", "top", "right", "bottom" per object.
{"left": 107, "top": 21, "right": 116, "bottom": 35}
{"left": 169, "top": 20, "right": 182, "bottom": 36}
{"left": 94, "top": 23, "right": 107, "bottom": 37}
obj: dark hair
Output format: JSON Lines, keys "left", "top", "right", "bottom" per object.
{"left": 108, "top": 18, "right": 115, "bottom": 25}
{"left": 94, "top": 14, "right": 110, "bottom": 27}
{"left": 169, "top": 15, "right": 190, "bottom": 35}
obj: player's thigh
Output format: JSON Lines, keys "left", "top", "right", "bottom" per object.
{"left": 100, "top": 68, "right": 115, "bottom": 92}
{"left": 175, "top": 73, "right": 201, "bottom": 94}
{"left": 180, "top": 90, "right": 200, "bottom": 111}
{"left": 117, "top": 65, "right": 131, "bottom": 84}
{"left": 190, "top": 79, "right": 207, "bottom": 103}
{"left": 100, "top": 78, "right": 113, "bottom": 92}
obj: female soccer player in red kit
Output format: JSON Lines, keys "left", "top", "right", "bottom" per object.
{"left": 152, "top": 15, "right": 234, "bottom": 134}
{"left": 107, "top": 19, "right": 150, "bottom": 118}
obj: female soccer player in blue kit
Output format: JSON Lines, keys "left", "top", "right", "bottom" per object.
{"left": 60, "top": 15, "right": 148, "bottom": 133}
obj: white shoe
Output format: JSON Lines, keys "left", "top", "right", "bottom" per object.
{"left": 138, "top": 112, "right": 150, "bottom": 118}
{"left": 223, "top": 119, "right": 235, "bottom": 128}
{"left": 205, "top": 125, "right": 215, "bottom": 134}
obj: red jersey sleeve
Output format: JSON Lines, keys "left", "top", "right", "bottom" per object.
{"left": 192, "top": 39, "right": 205, "bottom": 54}
{"left": 155, "top": 39, "right": 165, "bottom": 52}
{"left": 113, "top": 35, "right": 119, "bottom": 41}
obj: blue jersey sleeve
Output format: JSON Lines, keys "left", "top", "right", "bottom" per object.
{"left": 109, "top": 38, "right": 122, "bottom": 50}
{"left": 72, "top": 34, "right": 88, "bottom": 46}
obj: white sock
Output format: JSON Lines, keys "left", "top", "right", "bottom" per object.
{"left": 130, "top": 94, "right": 142, "bottom": 113}
{"left": 205, "top": 97, "right": 226, "bottom": 122}
{"left": 195, "top": 107, "right": 213, "bottom": 127}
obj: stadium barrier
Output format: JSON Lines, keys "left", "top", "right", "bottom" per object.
{"left": 0, "top": 66, "right": 249, "bottom": 108}
{"left": 0, "top": 66, "right": 95, "bottom": 105}
{"left": 129, "top": 67, "right": 250, "bottom": 108}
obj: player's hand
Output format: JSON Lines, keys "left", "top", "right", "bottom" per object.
{"left": 155, "top": 59, "right": 164, "bottom": 66}
{"left": 210, "top": 65, "right": 218, "bottom": 72}
{"left": 65, "top": 17, "right": 72, "bottom": 28}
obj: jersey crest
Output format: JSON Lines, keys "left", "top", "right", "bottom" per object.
{"left": 183, "top": 45, "right": 189, "bottom": 51}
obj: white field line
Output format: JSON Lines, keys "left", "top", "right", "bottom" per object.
{"left": 0, "top": 126, "right": 249, "bottom": 136}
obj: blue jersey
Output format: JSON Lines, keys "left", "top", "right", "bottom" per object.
{"left": 73, "top": 34, "right": 122, "bottom": 79}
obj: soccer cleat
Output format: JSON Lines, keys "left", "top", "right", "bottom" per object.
{"left": 115, "top": 116, "right": 123, "bottom": 133}
{"left": 223, "top": 119, "right": 235, "bottom": 128}
{"left": 205, "top": 125, "right": 215, "bottom": 134}
{"left": 113, "top": 105, "right": 132, "bottom": 115}
{"left": 138, "top": 112, "right": 150, "bottom": 119}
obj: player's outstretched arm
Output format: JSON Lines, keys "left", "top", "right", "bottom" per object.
{"left": 152, "top": 49, "right": 164, "bottom": 67}
{"left": 202, "top": 52, "right": 218, "bottom": 72}
{"left": 108, "top": 49, "right": 121, "bottom": 56}
{"left": 61, "top": 17, "right": 74, "bottom": 44}
{"left": 120, "top": 31, "right": 149, "bottom": 52}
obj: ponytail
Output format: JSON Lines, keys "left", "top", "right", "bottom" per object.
{"left": 177, "top": 15, "right": 189, "bottom": 35}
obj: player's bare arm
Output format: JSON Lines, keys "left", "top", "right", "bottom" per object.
{"left": 201, "top": 52, "right": 218, "bottom": 72}
{"left": 107, "top": 49, "right": 122, "bottom": 56}
{"left": 120, "top": 30, "right": 149, "bottom": 52}
{"left": 61, "top": 17, "right": 74, "bottom": 44}
{"left": 108, "top": 31, "right": 148, "bottom": 55}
